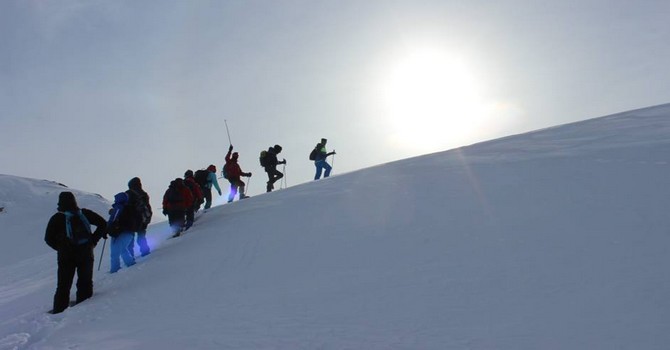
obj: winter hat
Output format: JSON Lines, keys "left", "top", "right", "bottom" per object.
{"left": 113, "top": 192, "right": 129, "bottom": 206}
{"left": 57, "top": 191, "right": 79, "bottom": 212}
{"left": 232, "top": 152, "right": 239, "bottom": 160}
{"left": 207, "top": 164, "right": 216, "bottom": 173}
{"left": 184, "top": 170, "right": 194, "bottom": 178}
{"left": 273, "top": 145, "right": 283, "bottom": 153}
{"left": 128, "top": 177, "right": 142, "bottom": 190}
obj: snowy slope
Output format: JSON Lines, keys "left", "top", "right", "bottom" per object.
{"left": 1, "top": 104, "right": 670, "bottom": 349}
{"left": 0, "top": 175, "right": 111, "bottom": 266}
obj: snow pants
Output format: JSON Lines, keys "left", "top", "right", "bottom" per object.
{"left": 314, "top": 159, "right": 332, "bottom": 180}
{"left": 227, "top": 178, "right": 246, "bottom": 202}
{"left": 203, "top": 187, "right": 213, "bottom": 209}
{"left": 265, "top": 168, "right": 283, "bottom": 192}
{"left": 128, "top": 229, "right": 151, "bottom": 257}
{"left": 167, "top": 210, "right": 186, "bottom": 235}
{"left": 53, "top": 244, "right": 94, "bottom": 313}
{"left": 110, "top": 232, "right": 135, "bottom": 273}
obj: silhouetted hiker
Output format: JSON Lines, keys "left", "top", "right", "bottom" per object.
{"left": 260, "top": 144, "right": 286, "bottom": 192}
{"left": 126, "top": 177, "right": 152, "bottom": 258}
{"left": 184, "top": 170, "right": 204, "bottom": 229}
{"left": 45, "top": 191, "right": 107, "bottom": 313}
{"left": 311, "top": 138, "right": 336, "bottom": 180}
{"left": 224, "top": 145, "right": 252, "bottom": 202}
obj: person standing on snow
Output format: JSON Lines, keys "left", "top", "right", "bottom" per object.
{"left": 183, "top": 170, "right": 204, "bottom": 229}
{"left": 45, "top": 192, "right": 107, "bottom": 313}
{"left": 224, "top": 145, "right": 252, "bottom": 202}
{"left": 203, "top": 164, "right": 222, "bottom": 209}
{"left": 107, "top": 192, "right": 139, "bottom": 273}
{"left": 162, "top": 178, "right": 194, "bottom": 237}
{"left": 262, "top": 144, "right": 286, "bottom": 192}
{"left": 126, "top": 177, "right": 152, "bottom": 258}
{"left": 312, "top": 138, "right": 336, "bottom": 180}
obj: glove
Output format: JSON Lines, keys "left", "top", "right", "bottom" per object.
{"left": 247, "top": 172, "right": 252, "bottom": 177}
{"left": 162, "top": 209, "right": 168, "bottom": 216}
{"left": 229, "top": 145, "right": 233, "bottom": 152}
{"left": 282, "top": 159, "right": 287, "bottom": 165}
{"left": 218, "top": 190, "right": 222, "bottom": 196}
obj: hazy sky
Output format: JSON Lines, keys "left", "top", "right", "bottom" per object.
{"left": 2, "top": 0, "right": 669, "bottom": 212}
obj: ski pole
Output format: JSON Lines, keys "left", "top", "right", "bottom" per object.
{"left": 224, "top": 119, "right": 232, "bottom": 146}
{"left": 331, "top": 153, "right": 336, "bottom": 175}
{"left": 282, "top": 164, "right": 287, "bottom": 189}
{"left": 97, "top": 238, "right": 107, "bottom": 271}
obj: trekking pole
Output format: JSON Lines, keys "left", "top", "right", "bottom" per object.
{"left": 97, "top": 238, "right": 107, "bottom": 271}
{"left": 224, "top": 119, "right": 232, "bottom": 146}
{"left": 331, "top": 153, "right": 336, "bottom": 175}
{"left": 282, "top": 164, "right": 287, "bottom": 189}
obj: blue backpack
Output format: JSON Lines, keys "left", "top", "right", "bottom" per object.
{"left": 64, "top": 210, "right": 92, "bottom": 245}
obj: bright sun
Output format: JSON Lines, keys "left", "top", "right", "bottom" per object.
{"left": 380, "top": 48, "right": 493, "bottom": 151}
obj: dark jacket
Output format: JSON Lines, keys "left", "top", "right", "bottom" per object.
{"left": 126, "top": 189, "right": 152, "bottom": 231}
{"left": 127, "top": 177, "right": 152, "bottom": 230}
{"left": 107, "top": 192, "right": 140, "bottom": 236}
{"left": 45, "top": 208, "right": 107, "bottom": 251}
{"left": 314, "top": 142, "right": 335, "bottom": 162}
{"left": 264, "top": 147, "right": 280, "bottom": 169}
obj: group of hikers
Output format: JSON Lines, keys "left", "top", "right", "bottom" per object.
{"left": 43, "top": 139, "right": 336, "bottom": 314}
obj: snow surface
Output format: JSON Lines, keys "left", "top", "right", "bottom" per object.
{"left": 2, "top": 104, "right": 670, "bottom": 349}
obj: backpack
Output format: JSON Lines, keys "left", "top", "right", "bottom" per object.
{"left": 129, "top": 190, "right": 152, "bottom": 228}
{"left": 194, "top": 169, "right": 209, "bottom": 187}
{"left": 108, "top": 192, "right": 139, "bottom": 236}
{"left": 259, "top": 150, "right": 268, "bottom": 167}
{"left": 222, "top": 162, "right": 232, "bottom": 180}
{"left": 64, "top": 210, "right": 92, "bottom": 245}
{"left": 184, "top": 179, "right": 203, "bottom": 203}
{"left": 309, "top": 146, "right": 318, "bottom": 161}
{"left": 166, "top": 186, "right": 183, "bottom": 204}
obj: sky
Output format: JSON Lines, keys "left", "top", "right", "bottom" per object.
{"left": 2, "top": 0, "right": 669, "bottom": 212}
{"left": 1, "top": 104, "right": 670, "bottom": 349}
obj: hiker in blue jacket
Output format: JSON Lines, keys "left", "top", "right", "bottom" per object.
{"left": 313, "top": 138, "right": 336, "bottom": 180}
{"left": 107, "top": 192, "right": 137, "bottom": 273}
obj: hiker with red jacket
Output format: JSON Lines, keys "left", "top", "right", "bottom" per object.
{"left": 162, "top": 178, "right": 194, "bottom": 237}
{"left": 45, "top": 192, "right": 107, "bottom": 313}
{"left": 224, "top": 145, "right": 252, "bottom": 202}
{"left": 183, "top": 170, "right": 204, "bottom": 230}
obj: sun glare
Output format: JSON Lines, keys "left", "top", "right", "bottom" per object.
{"left": 380, "top": 48, "right": 493, "bottom": 151}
